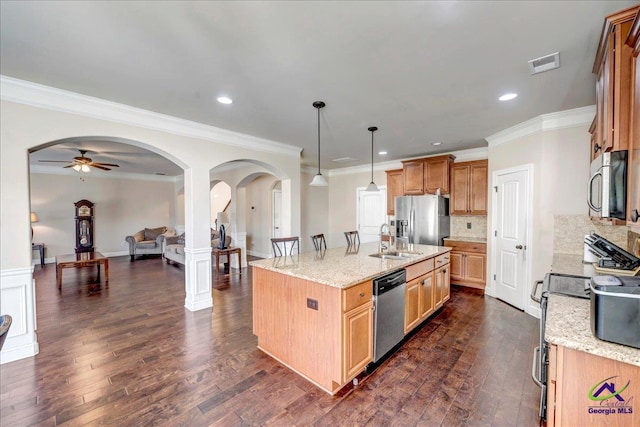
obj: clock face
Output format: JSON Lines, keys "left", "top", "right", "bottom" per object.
{"left": 78, "top": 205, "right": 91, "bottom": 216}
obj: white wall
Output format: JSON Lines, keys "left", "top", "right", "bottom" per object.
{"left": 487, "top": 123, "right": 592, "bottom": 313}
{"left": 302, "top": 169, "right": 329, "bottom": 252}
{"left": 30, "top": 172, "right": 177, "bottom": 260}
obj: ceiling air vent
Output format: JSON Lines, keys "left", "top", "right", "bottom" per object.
{"left": 528, "top": 52, "right": 560, "bottom": 75}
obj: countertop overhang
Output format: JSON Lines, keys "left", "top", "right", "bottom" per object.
{"left": 250, "top": 242, "right": 451, "bottom": 289}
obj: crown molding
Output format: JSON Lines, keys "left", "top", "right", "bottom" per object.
{"left": 0, "top": 75, "right": 302, "bottom": 158}
{"left": 29, "top": 164, "right": 179, "bottom": 182}
{"left": 485, "top": 105, "right": 595, "bottom": 148}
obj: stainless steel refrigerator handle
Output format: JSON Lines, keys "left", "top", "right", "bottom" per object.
{"left": 531, "top": 280, "right": 543, "bottom": 303}
{"left": 410, "top": 208, "right": 415, "bottom": 244}
{"left": 587, "top": 170, "right": 602, "bottom": 212}
{"left": 532, "top": 346, "right": 543, "bottom": 387}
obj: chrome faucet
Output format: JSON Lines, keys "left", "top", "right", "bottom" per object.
{"left": 379, "top": 223, "right": 391, "bottom": 254}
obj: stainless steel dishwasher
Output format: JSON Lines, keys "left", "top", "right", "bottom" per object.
{"left": 373, "top": 269, "right": 407, "bottom": 363}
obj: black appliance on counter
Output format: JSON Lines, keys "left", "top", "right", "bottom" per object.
{"left": 531, "top": 273, "right": 591, "bottom": 421}
{"left": 590, "top": 275, "right": 640, "bottom": 349}
{"left": 584, "top": 232, "right": 640, "bottom": 270}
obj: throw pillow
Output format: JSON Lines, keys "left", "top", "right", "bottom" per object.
{"left": 144, "top": 226, "right": 167, "bottom": 240}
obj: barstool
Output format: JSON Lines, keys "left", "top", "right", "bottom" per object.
{"left": 344, "top": 230, "right": 360, "bottom": 246}
{"left": 310, "top": 233, "right": 327, "bottom": 251}
{"left": 271, "top": 236, "right": 300, "bottom": 256}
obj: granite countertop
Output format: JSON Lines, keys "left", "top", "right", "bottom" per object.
{"left": 547, "top": 252, "right": 639, "bottom": 367}
{"left": 250, "top": 242, "right": 451, "bottom": 289}
{"left": 443, "top": 236, "right": 487, "bottom": 244}
{"left": 545, "top": 294, "right": 640, "bottom": 367}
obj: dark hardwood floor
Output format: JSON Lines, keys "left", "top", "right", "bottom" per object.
{"left": 1, "top": 256, "right": 541, "bottom": 426}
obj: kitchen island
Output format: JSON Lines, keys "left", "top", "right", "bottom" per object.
{"left": 250, "top": 242, "right": 451, "bottom": 394}
{"left": 544, "top": 254, "right": 640, "bottom": 426}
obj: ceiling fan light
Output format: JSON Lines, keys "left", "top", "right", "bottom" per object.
{"left": 72, "top": 164, "right": 81, "bottom": 172}
{"left": 310, "top": 173, "right": 328, "bottom": 187}
{"left": 81, "top": 164, "right": 91, "bottom": 173}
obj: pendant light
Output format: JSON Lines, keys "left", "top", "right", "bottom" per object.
{"left": 365, "top": 126, "right": 379, "bottom": 192}
{"left": 309, "top": 101, "right": 328, "bottom": 187}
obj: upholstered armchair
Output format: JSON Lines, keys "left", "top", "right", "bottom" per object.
{"left": 164, "top": 229, "right": 232, "bottom": 266}
{"left": 125, "top": 226, "right": 175, "bottom": 261}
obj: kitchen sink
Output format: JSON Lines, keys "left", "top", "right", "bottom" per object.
{"left": 369, "top": 251, "right": 422, "bottom": 260}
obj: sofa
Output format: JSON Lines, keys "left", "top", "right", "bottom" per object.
{"left": 164, "top": 229, "right": 232, "bottom": 266}
{"left": 125, "top": 226, "right": 175, "bottom": 261}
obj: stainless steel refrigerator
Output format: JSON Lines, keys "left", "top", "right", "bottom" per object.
{"left": 394, "top": 195, "right": 450, "bottom": 246}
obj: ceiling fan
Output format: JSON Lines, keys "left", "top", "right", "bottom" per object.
{"left": 38, "top": 149, "right": 120, "bottom": 172}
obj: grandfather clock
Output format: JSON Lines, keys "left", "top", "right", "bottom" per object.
{"left": 74, "top": 200, "right": 94, "bottom": 253}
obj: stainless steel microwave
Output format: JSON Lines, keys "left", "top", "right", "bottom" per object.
{"left": 588, "top": 150, "right": 627, "bottom": 220}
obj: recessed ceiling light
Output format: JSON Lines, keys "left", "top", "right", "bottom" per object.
{"left": 432, "top": 142, "right": 442, "bottom": 146}
{"left": 378, "top": 151, "right": 387, "bottom": 155}
{"left": 499, "top": 93, "right": 518, "bottom": 101}
{"left": 217, "top": 96, "right": 233, "bottom": 104}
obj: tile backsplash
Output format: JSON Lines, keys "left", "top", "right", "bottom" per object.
{"left": 553, "top": 215, "right": 629, "bottom": 255}
{"left": 450, "top": 216, "right": 487, "bottom": 239}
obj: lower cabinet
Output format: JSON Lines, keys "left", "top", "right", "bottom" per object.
{"left": 547, "top": 344, "right": 640, "bottom": 427}
{"left": 444, "top": 240, "right": 486, "bottom": 290}
{"left": 435, "top": 263, "right": 450, "bottom": 309}
{"left": 342, "top": 301, "right": 373, "bottom": 381}
{"left": 404, "top": 271, "right": 434, "bottom": 333}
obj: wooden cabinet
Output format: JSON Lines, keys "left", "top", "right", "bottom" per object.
{"left": 627, "top": 8, "right": 640, "bottom": 230}
{"left": 404, "top": 271, "right": 434, "bottom": 334}
{"left": 547, "top": 344, "right": 640, "bottom": 427}
{"left": 385, "top": 169, "right": 404, "bottom": 215}
{"left": 592, "top": 5, "right": 638, "bottom": 156}
{"left": 434, "top": 253, "right": 450, "bottom": 309}
{"left": 444, "top": 240, "right": 487, "bottom": 290}
{"left": 450, "top": 160, "right": 488, "bottom": 215}
{"left": 424, "top": 155, "right": 455, "bottom": 194}
{"left": 402, "top": 159, "right": 424, "bottom": 195}
{"left": 342, "top": 281, "right": 373, "bottom": 382}
{"left": 402, "top": 154, "right": 455, "bottom": 195}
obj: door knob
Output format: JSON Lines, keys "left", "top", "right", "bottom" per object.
{"left": 516, "top": 245, "right": 523, "bottom": 250}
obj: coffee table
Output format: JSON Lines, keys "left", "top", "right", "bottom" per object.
{"left": 56, "top": 252, "right": 109, "bottom": 289}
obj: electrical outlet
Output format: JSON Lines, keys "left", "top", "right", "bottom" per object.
{"left": 467, "top": 222, "right": 472, "bottom": 229}
{"left": 306, "top": 298, "right": 318, "bottom": 310}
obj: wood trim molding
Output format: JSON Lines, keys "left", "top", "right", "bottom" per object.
{"left": 627, "top": 8, "right": 640, "bottom": 56}
{"left": 0, "top": 75, "right": 302, "bottom": 158}
{"left": 593, "top": 5, "right": 640, "bottom": 73}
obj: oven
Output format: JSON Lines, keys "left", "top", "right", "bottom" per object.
{"left": 530, "top": 273, "right": 591, "bottom": 421}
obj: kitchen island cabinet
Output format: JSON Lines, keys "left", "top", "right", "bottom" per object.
{"left": 251, "top": 242, "right": 451, "bottom": 394}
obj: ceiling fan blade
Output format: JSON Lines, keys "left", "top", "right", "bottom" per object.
{"left": 92, "top": 162, "right": 120, "bottom": 167}
{"left": 63, "top": 164, "right": 76, "bottom": 168}
{"left": 39, "top": 160, "right": 74, "bottom": 163}
{"left": 90, "top": 164, "right": 111, "bottom": 171}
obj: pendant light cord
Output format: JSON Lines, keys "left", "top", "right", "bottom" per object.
{"left": 370, "top": 131, "right": 374, "bottom": 182}
{"left": 317, "top": 106, "right": 321, "bottom": 175}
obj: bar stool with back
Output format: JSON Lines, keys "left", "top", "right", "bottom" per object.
{"left": 344, "top": 230, "right": 360, "bottom": 246}
{"left": 310, "top": 233, "right": 327, "bottom": 251}
{"left": 271, "top": 236, "right": 300, "bottom": 257}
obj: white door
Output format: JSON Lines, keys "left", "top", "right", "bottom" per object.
{"left": 357, "top": 187, "right": 387, "bottom": 243}
{"left": 494, "top": 168, "right": 530, "bottom": 310}
{"left": 272, "top": 190, "right": 282, "bottom": 238}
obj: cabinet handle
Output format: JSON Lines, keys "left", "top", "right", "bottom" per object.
{"left": 359, "top": 292, "right": 365, "bottom": 298}
{"left": 594, "top": 143, "right": 601, "bottom": 153}
{"left": 631, "top": 209, "right": 639, "bottom": 223}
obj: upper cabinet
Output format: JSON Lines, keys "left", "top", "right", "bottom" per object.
{"left": 450, "top": 160, "right": 488, "bottom": 216}
{"left": 385, "top": 169, "right": 404, "bottom": 215}
{"left": 592, "top": 5, "right": 638, "bottom": 159}
{"left": 402, "top": 154, "right": 455, "bottom": 196}
{"left": 626, "top": 8, "right": 640, "bottom": 229}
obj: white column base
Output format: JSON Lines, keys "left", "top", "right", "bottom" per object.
{"left": 184, "top": 246, "right": 213, "bottom": 312}
{"left": 231, "top": 231, "right": 247, "bottom": 269}
{"left": 1, "top": 266, "right": 39, "bottom": 364}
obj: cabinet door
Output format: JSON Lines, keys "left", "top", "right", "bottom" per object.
{"left": 465, "top": 253, "right": 486, "bottom": 286}
{"left": 402, "top": 160, "right": 424, "bottom": 195}
{"left": 404, "top": 279, "right": 420, "bottom": 333}
{"left": 449, "top": 251, "right": 464, "bottom": 282}
{"left": 385, "top": 169, "right": 404, "bottom": 215}
{"left": 469, "top": 162, "right": 488, "bottom": 215}
{"left": 424, "top": 157, "right": 450, "bottom": 194}
{"left": 343, "top": 302, "right": 373, "bottom": 381}
{"left": 435, "top": 265, "right": 444, "bottom": 308}
{"left": 628, "top": 27, "right": 640, "bottom": 229}
{"left": 449, "top": 165, "right": 470, "bottom": 215}
{"left": 441, "top": 265, "right": 450, "bottom": 304}
{"left": 419, "top": 272, "right": 435, "bottom": 320}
